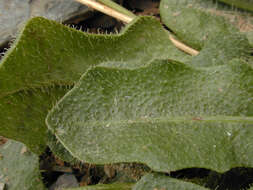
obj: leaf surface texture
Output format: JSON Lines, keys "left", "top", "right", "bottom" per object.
{"left": 47, "top": 59, "right": 253, "bottom": 172}
{"left": 0, "top": 16, "right": 188, "bottom": 153}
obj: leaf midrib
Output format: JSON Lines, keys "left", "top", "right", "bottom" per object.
{"left": 73, "top": 116, "right": 253, "bottom": 127}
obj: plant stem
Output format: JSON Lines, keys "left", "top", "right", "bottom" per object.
{"left": 169, "top": 35, "right": 199, "bottom": 56}
{"left": 75, "top": 0, "right": 200, "bottom": 56}
{"left": 97, "top": 0, "right": 136, "bottom": 18}
{"left": 75, "top": 0, "right": 133, "bottom": 23}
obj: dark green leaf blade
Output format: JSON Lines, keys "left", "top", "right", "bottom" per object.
{"left": 0, "top": 16, "right": 189, "bottom": 154}
{"left": 0, "top": 87, "right": 69, "bottom": 153}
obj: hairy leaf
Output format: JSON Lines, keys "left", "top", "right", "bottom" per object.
{"left": 133, "top": 173, "right": 209, "bottom": 190}
{"left": 0, "top": 140, "right": 45, "bottom": 190}
{"left": 0, "top": 87, "right": 68, "bottom": 154}
{"left": 160, "top": 0, "right": 237, "bottom": 49}
{"left": 160, "top": 0, "right": 252, "bottom": 67}
{"left": 0, "top": 16, "right": 189, "bottom": 154}
{"left": 47, "top": 59, "right": 253, "bottom": 173}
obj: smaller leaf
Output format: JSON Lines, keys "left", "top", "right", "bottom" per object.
{"left": 0, "top": 139, "right": 45, "bottom": 190}
{"left": 160, "top": 0, "right": 238, "bottom": 49}
{"left": 160, "top": 0, "right": 252, "bottom": 67}
{"left": 133, "top": 173, "right": 209, "bottom": 190}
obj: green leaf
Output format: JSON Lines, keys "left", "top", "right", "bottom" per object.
{"left": 0, "top": 87, "right": 69, "bottom": 154}
{"left": 160, "top": 0, "right": 252, "bottom": 67}
{"left": 189, "top": 32, "right": 251, "bottom": 67}
{"left": 0, "top": 16, "right": 189, "bottom": 154}
{"left": 160, "top": 0, "right": 238, "bottom": 49}
{"left": 132, "top": 173, "right": 209, "bottom": 190}
{"left": 0, "top": 139, "right": 45, "bottom": 190}
{"left": 47, "top": 59, "right": 253, "bottom": 173}
{"left": 65, "top": 183, "right": 133, "bottom": 190}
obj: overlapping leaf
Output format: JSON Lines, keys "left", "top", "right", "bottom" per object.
{"left": 47, "top": 59, "right": 253, "bottom": 173}
{"left": 160, "top": 0, "right": 252, "bottom": 49}
{"left": 160, "top": 0, "right": 252, "bottom": 67}
{"left": 0, "top": 16, "right": 189, "bottom": 154}
{"left": 0, "top": 140, "right": 44, "bottom": 190}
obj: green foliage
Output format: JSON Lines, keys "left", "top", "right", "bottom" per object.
{"left": 132, "top": 173, "right": 209, "bottom": 190}
{"left": 1, "top": 0, "right": 253, "bottom": 189}
{"left": 47, "top": 59, "right": 253, "bottom": 173}
{"left": 0, "top": 16, "right": 188, "bottom": 154}
{"left": 0, "top": 140, "right": 44, "bottom": 190}
{"left": 160, "top": 0, "right": 237, "bottom": 49}
{"left": 66, "top": 183, "right": 133, "bottom": 190}
{"left": 0, "top": 87, "right": 68, "bottom": 154}
{"left": 160, "top": 0, "right": 252, "bottom": 67}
